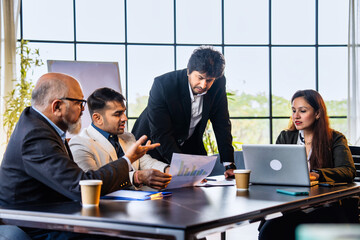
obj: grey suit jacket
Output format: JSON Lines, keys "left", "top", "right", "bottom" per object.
{"left": 69, "top": 124, "right": 168, "bottom": 185}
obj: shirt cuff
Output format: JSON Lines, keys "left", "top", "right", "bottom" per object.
{"left": 122, "top": 156, "right": 135, "bottom": 171}
{"left": 223, "top": 162, "right": 233, "bottom": 166}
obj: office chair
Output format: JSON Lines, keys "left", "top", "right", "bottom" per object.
{"left": 349, "top": 146, "right": 360, "bottom": 182}
{"left": 0, "top": 225, "right": 31, "bottom": 240}
{"left": 348, "top": 146, "right": 360, "bottom": 222}
{"left": 209, "top": 151, "right": 245, "bottom": 176}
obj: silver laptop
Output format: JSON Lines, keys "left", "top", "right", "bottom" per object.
{"left": 242, "top": 144, "right": 315, "bottom": 187}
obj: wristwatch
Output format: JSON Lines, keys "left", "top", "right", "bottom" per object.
{"left": 163, "top": 165, "right": 170, "bottom": 173}
{"left": 225, "top": 163, "right": 236, "bottom": 170}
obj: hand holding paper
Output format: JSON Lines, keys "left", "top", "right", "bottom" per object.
{"left": 136, "top": 169, "right": 172, "bottom": 189}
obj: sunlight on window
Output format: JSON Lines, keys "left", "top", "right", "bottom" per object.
{"left": 19, "top": 0, "right": 349, "bottom": 144}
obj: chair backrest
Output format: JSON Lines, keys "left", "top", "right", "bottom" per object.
{"left": 208, "top": 151, "right": 245, "bottom": 176}
{"left": 235, "top": 151, "right": 245, "bottom": 169}
{"left": 349, "top": 146, "right": 360, "bottom": 182}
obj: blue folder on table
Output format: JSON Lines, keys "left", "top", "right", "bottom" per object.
{"left": 101, "top": 190, "right": 172, "bottom": 201}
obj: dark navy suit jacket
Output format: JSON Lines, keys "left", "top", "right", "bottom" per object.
{"left": 132, "top": 69, "right": 234, "bottom": 164}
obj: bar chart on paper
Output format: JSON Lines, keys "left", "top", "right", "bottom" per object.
{"left": 177, "top": 161, "right": 208, "bottom": 176}
{"left": 166, "top": 153, "right": 217, "bottom": 189}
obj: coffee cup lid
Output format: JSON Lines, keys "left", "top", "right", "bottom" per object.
{"left": 233, "top": 169, "right": 251, "bottom": 174}
{"left": 79, "top": 180, "right": 103, "bottom": 185}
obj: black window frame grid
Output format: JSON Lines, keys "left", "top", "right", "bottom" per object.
{"left": 18, "top": 0, "right": 347, "bottom": 144}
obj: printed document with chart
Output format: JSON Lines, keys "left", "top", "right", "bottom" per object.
{"left": 165, "top": 153, "right": 217, "bottom": 189}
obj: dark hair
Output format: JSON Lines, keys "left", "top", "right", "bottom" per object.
{"left": 87, "top": 87, "right": 125, "bottom": 116}
{"left": 288, "top": 89, "right": 333, "bottom": 169}
{"left": 187, "top": 46, "right": 225, "bottom": 78}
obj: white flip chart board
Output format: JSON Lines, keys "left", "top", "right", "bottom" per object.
{"left": 47, "top": 60, "right": 122, "bottom": 136}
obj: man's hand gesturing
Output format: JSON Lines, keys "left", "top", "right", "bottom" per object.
{"left": 125, "top": 135, "right": 160, "bottom": 163}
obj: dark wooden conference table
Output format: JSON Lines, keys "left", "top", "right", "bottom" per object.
{"left": 0, "top": 182, "right": 359, "bottom": 240}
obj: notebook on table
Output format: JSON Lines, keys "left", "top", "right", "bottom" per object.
{"left": 242, "top": 144, "right": 318, "bottom": 187}
{"left": 101, "top": 190, "right": 172, "bottom": 201}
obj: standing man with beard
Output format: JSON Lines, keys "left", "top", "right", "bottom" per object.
{"left": 0, "top": 73, "right": 160, "bottom": 207}
{"left": 132, "top": 46, "right": 235, "bottom": 177}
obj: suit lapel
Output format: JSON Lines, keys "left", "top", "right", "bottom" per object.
{"left": 201, "top": 93, "right": 211, "bottom": 125}
{"left": 180, "top": 70, "right": 191, "bottom": 128}
{"left": 87, "top": 125, "right": 118, "bottom": 161}
{"left": 64, "top": 140, "right": 74, "bottom": 160}
{"left": 30, "top": 107, "right": 72, "bottom": 158}
{"left": 118, "top": 135, "right": 128, "bottom": 153}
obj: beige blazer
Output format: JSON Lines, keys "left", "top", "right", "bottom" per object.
{"left": 69, "top": 124, "right": 168, "bottom": 185}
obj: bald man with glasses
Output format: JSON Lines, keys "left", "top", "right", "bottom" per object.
{"left": 60, "top": 97, "right": 87, "bottom": 108}
{"left": 0, "top": 72, "right": 159, "bottom": 207}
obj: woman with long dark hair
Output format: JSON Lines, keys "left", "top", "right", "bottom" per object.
{"left": 259, "top": 89, "right": 357, "bottom": 240}
{"left": 276, "top": 89, "right": 355, "bottom": 182}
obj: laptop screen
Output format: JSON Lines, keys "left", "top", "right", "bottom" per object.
{"left": 242, "top": 144, "right": 312, "bottom": 187}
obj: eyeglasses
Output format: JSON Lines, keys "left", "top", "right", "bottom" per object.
{"left": 59, "top": 97, "right": 87, "bottom": 108}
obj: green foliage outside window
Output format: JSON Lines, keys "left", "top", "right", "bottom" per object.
{"left": 203, "top": 92, "right": 242, "bottom": 155}
{"left": 128, "top": 91, "right": 348, "bottom": 153}
{"left": 3, "top": 40, "right": 43, "bottom": 142}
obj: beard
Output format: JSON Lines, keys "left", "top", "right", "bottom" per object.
{"left": 66, "top": 119, "right": 82, "bottom": 134}
{"left": 63, "top": 103, "right": 82, "bottom": 134}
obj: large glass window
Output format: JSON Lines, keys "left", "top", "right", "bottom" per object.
{"left": 272, "top": 47, "right": 316, "bottom": 116}
{"left": 272, "top": 0, "right": 315, "bottom": 44}
{"left": 224, "top": 0, "right": 269, "bottom": 44}
{"left": 127, "top": 0, "right": 173, "bottom": 43}
{"left": 19, "top": 0, "right": 349, "bottom": 145}
{"left": 127, "top": 45, "right": 174, "bottom": 117}
{"left": 76, "top": 0, "right": 125, "bottom": 42}
{"left": 176, "top": 0, "right": 222, "bottom": 44}
{"left": 22, "top": 0, "right": 74, "bottom": 41}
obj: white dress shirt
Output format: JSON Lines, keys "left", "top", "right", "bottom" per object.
{"left": 187, "top": 82, "right": 232, "bottom": 167}
{"left": 297, "top": 130, "right": 312, "bottom": 169}
{"left": 187, "top": 82, "right": 207, "bottom": 140}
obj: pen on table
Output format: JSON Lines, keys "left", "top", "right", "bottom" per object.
{"left": 150, "top": 193, "right": 163, "bottom": 200}
{"left": 205, "top": 178, "right": 217, "bottom": 181}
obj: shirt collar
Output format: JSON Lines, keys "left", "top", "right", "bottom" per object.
{"left": 188, "top": 82, "right": 207, "bottom": 102}
{"left": 298, "top": 130, "right": 305, "bottom": 145}
{"left": 91, "top": 122, "right": 113, "bottom": 140}
{"left": 32, "top": 106, "right": 66, "bottom": 142}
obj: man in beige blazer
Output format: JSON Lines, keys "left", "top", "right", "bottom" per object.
{"left": 69, "top": 87, "right": 172, "bottom": 189}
